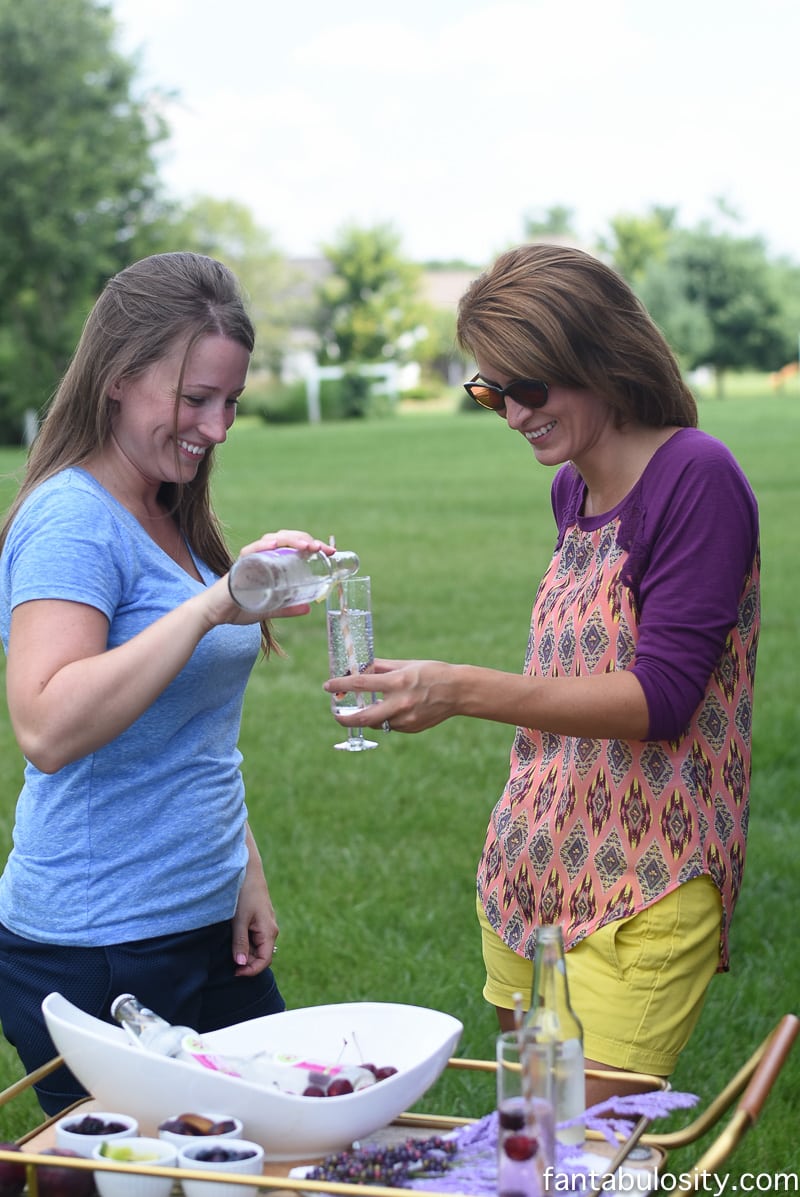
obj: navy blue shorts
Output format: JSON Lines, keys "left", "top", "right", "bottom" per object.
{"left": 0, "top": 920, "right": 285, "bottom": 1115}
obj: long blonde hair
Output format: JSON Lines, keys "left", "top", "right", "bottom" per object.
{"left": 1, "top": 251, "right": 277, "bottom": 653}
{"left": 457, "top": 243, "right": 697, "bottom": 428}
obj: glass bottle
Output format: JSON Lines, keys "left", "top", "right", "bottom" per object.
{"left": 524, "top": 925, "right": 586, "bottom": 1146}
{"left": 227, "top": 548, "right": 360, "bottom": 614}
{"left": 110, "top": 994, "right": 197, "bottom": 1058}
{"left": 110, "top": 993, "right": 376, "bottom": 1094}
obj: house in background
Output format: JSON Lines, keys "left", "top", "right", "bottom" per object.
{"left": 279, "top": 260, "right": 479, "bottom": 394}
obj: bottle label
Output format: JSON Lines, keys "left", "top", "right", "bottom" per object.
{"left": 179, "top": 1037, "right": 357, "bottom": 1079}
{"left": 181, "top": 1037, "right": 246, "bottom": 1077}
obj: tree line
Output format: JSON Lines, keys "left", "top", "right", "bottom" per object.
{"left": 1, "top": 0, "right": 798, "bottom": 443}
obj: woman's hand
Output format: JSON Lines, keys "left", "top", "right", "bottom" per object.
{"left": 324, "top": 658, "right": 459, "bottom": 733}
{"left": 323, "top": 658, "right": 652, "bottom": 740}
{"left": 202, "top": 529, "right": 336, "bottom": 627}
{"left": 232, "top": 826, "right": 279, "bottom": 976}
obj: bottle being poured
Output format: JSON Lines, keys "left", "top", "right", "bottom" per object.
{"left": 227, "top": 548, "right": 360, "bottom": 615}
{"left": 110, "top": 994, "right": 376, "bottom": 1096}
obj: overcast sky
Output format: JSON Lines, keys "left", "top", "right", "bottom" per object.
{"left": 109, "top": 0, "right": 800, "bottom": 266}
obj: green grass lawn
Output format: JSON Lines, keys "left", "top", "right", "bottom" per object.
{"left": 0, "top": 386, "right": 797, "bottom": 1175}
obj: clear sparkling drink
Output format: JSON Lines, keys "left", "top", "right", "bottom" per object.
{"left": 327, "top": 605, "right": 375, "bottom": 714}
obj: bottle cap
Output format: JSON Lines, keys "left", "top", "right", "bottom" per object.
{"left": 110, "top": 994, "right": 137, "bottom": 1019}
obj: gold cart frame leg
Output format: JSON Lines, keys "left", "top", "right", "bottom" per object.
{"left": 0, "top": 1055, "right": 64, "bottom": 1107}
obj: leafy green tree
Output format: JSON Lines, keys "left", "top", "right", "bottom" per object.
{"left": 161, "top": 197, "right": 299, "bottom": 377}
{"left": 412, "top": 306, "right": 469, "bottom": 384}
{"left": 313, "top": 224, "right": 424, "bottom": 365}
{"left": 639, "top": 223, "right": 791, "bottom": 395}
{"left": 0, "top": 0, "right": 169, "bottom": 442}
{"left": 523, "top": 205, "right": 577, "bottom": 241}
{"left": 596, "top": 206, "right": 677, "bottom": 285}
{"left": 770, "top": 257, "right": 800, "bottom": 371}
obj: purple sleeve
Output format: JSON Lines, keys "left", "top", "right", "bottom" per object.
{"left": 626, "top": 433, "right": 759, "bottom": 740}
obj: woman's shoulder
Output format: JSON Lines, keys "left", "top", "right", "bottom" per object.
{"left": 16, "top": 468, "right": 122, "bottom": 522}
{"left": 643, "top": 427, "right": 756, "bottom": 503}
{"left": 5, "top": 470, "right": 136, "bottom": 562}
{"left": 650, "top": 426, "right": 746, "bottom": 471}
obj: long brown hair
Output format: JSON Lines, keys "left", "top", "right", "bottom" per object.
{"left": 1, "top": 251, "right": 277, "bottom": 653}
{"left": 457, "top": 243, "right": 697, "bottom": 428}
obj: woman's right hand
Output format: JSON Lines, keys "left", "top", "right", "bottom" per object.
{"left": 201, "top": 529, "right": 335, "bottom": 627}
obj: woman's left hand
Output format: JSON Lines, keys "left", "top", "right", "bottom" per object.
{"left": 232, "top": 826, "right": 279, "bottom": 975}
{"left": 323, "top": 658, "right": 459, "bottom": 733}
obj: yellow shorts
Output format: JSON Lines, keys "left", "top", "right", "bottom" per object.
{"left": 477, "top": 876, "right": 722, "bottom": 1075}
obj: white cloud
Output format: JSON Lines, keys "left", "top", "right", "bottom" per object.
{"left": 109, "top": 0, "right": 800, "bottom": 263}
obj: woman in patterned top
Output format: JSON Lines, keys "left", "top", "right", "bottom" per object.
{"left": 326, "top": 244, "right": 760, "bottom": 1095}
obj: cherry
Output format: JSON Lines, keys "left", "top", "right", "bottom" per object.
{"left": 498, "top": 1106, "right": 525, "bottom": 1131}
{"left": 503, "top": 1134, "right": 538, "bottom": 1161}
{"left": 326, "top": 1078, "right": 354, "bottom": 1096}
{"left": 302, "top": 1085, "right": 326, "bottom": 1097}
{"left": 374, "top": 1066, "right": 398, "bottom": 1081}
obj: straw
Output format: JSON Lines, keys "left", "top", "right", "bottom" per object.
{"left": 511, "top": 992, "right": 537, "bottom": 1135}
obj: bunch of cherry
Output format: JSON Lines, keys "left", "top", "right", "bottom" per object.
{"left": 499, "top": 1103, "right": 539, "bottom": 1162}
{"left": 303, "top": 1062, "right": 398, "bottom": 1097}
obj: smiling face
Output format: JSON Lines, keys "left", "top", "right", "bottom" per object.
{"left": 108, "top": 333, "right": 250, "bottom": 488}
{"left": 476, "top": 358, "right": 617, "bottom": 473}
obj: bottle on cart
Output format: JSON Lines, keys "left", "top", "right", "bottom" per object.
{"left": 227, "top": 548, "right": 360, "bottom": 614}
{"left": 523, "top": 925, "right": 586, "bottom": 1146}
{"left": 110, "top": 993, "right": 197, "bottom": 1058}
{"left": 110, "top": 993, "right": 376, "bottom": 1095}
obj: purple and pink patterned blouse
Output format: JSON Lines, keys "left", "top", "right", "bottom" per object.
{"left": 477, "top": 428, "right": 760, "bottom": 970}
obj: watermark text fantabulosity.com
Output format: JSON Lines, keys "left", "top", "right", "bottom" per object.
{"left": 542, "top": 1168, "right": 799, "bottom": 1193}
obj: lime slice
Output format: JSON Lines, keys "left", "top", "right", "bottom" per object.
{"left": 99, "top": 1144, "right": 161, "bottom": 1161}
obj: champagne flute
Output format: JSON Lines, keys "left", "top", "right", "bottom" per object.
{"left": 326, "top": 575, "right": 378, "bottom": 752}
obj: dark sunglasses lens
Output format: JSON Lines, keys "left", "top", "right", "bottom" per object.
{"left": 507, "top": 380, "right": 548, "bottom": 408}
{"left": 468, "top": 384, "right": 503, "bottom": 410}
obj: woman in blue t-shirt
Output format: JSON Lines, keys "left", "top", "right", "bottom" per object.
{"left": 0, "top": 252, "right": 333, "bottom": 1114}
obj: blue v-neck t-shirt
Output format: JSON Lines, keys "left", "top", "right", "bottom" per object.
{"left": 0, "top": 468, "right": 261, "bottom": 946}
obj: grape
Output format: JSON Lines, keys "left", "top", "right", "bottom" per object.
{"left": 194, "top": 1148, "right": 256, "bottom": 1163}
{"left": 62, "top": 1116, "right": 129, "bottom": 1136}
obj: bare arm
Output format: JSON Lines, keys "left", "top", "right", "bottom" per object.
{"left": 7, "top": 530, "right": 331, "bottom": 773}
{"left": 324, "top": 658, "right": 651, "bottom": 740}
{"left": 231, "top": 824, "right": 279, "bottom": 976}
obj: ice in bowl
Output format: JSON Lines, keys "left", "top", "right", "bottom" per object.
{"left": 42, "top": 992, "right": 463, "bottom": 1161}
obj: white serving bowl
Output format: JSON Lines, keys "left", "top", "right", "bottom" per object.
{"left": 178, "top": 1138, "right": 264, "bottom": 1197}
{"left": 92, "top": 1137, "right": 177, "bottom": 1197}
{"left": 42, "top": 992, "right": 463, "bottom": 1161}
{"left": 56, "top": 1111, "right": 139, "bottom": 1157}
{"left": 158, "top": 1112, "right": 243, "bottom": 1148}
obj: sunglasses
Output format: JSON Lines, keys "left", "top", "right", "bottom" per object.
{"left": 463, "top": 373, "right": 549, "bottom": 412}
